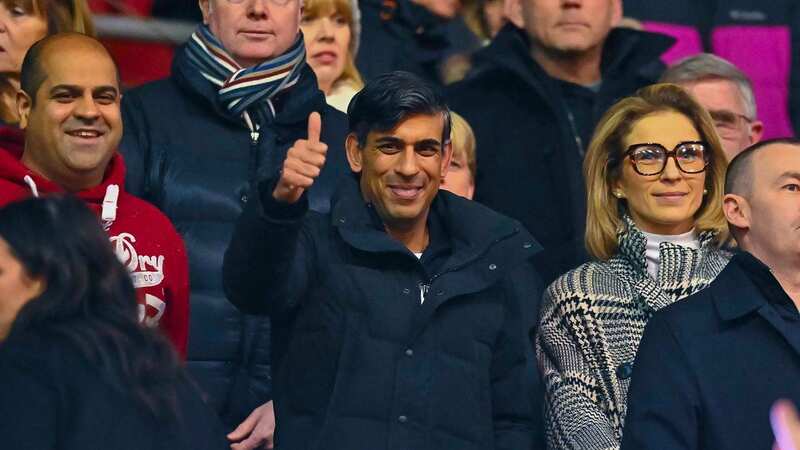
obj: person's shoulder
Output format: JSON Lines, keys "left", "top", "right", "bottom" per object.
{"left": 125, "top": 76, "right": 178, "bottom": 98}
{"left": 545, "top": 260, "right": 623, "bottom": 303}
{"left": 0, "top": 331, "right": 78, "bottom": 374}
{"left": 649, "top": 280, "right": 719, "bottom": 343}
{"left": 320, "top": 104, "right": 348, "bottom": 135}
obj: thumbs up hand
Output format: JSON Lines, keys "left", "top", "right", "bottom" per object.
{"left": 272, "top": 111, "right": 329, "bottom": 204}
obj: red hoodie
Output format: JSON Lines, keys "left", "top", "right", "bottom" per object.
{"left": 0, "top": 145, "right": 189, "bottom": 358}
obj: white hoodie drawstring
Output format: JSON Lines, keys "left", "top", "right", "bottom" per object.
{"left": 23, "top": 175, "right": 39, "bottom": 197}
{"left": 101, "top": 184, "right": 119, "bottom": 227}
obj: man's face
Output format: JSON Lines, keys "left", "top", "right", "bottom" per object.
{"left": 18, "top": 43, "right": 122, "bottom": 190}
{"left": 728, "top": 145, "right": 800, "bottom": 263}
{"left": 519, "top": 0, "right": 621, "bottom": 56}
{"left": 681, "top": 78, "right": 763, "bottom": 160}
{"left": 346, "top": 113, "right": 452, "bottom": 231}
{"left": 200, "top": 0, "right": 301, "bottom": 68}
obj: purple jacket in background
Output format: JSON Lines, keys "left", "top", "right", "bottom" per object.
{"left": 625, "top": 0, "right": 800, "bottom": 140}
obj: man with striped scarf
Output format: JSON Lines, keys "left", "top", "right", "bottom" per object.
{"left": 119, "top": 0, "right": 351, "bottom": 448}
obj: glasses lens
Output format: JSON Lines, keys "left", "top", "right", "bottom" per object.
{"left": 631, "top": 145, "right": 665, "bottom": 175}
{"left": 676, "top": 143, "right": 708, "bottom": 173}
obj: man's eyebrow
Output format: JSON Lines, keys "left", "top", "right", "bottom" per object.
{"left": 375, "top": 136, "right": 404, "bottom": 144}
{"left": 92, "top": 86, "right": 119, "bottom": 95}
{"left": 777, "top": 171, "right": 800, "bottom": 181}
{"left": 414, "top": 138, "right": 442, "bottom": 147}
{"left": 49, "top": 84, "right": 119, "bottom": 95}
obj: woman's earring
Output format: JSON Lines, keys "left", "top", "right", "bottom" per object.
{"left": 703, "top": 188, "right": 708, "bottom": 195}
{"left": 614, "top": 191, "right": 624, "bottom": 198}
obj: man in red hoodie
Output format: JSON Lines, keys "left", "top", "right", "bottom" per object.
{"left": 0, "top": 33, "right": 189, "bottom": 358}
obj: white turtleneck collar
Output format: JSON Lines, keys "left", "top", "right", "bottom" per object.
{"left": 641, "top": 228, "right": 700, "bottom": 280}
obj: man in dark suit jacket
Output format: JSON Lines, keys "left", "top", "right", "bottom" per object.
{"left": 621, "top": 138, "right": 800, "bottom": 450}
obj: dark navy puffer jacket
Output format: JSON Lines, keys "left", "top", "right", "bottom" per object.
{"left": 119, "top": 45, "right": 350, "bottom": 427}
{"left": 224, "top": 177, "right": 544, "bottom": 450}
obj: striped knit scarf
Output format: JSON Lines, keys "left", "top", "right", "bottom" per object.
{"left": 185, "top": 24, "right": 307, "bottom": 130}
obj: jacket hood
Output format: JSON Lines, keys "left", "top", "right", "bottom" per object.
{"left": 0, "top": 148, "right": 127, "bottom": 222}
{"left": 470, "top": 23, "right": 675, "bottom": 92}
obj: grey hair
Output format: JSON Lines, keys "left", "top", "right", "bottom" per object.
{"left": 660, "top": 53, "right": 757, "bottom": 120}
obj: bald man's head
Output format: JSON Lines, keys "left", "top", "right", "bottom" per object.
{"left": 725, "top": 138, "right": 800, "bottom": 199}
{"left": 16, "top": 32, "right": 123, "bottom": 193}
{"left": 20, "top": 33, "right": 118, "bottom": 105}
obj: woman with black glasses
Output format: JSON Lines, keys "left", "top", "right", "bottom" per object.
{"left": 536, "top": 83, "right": 731, "bottom": 450}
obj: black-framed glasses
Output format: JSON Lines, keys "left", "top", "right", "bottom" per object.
{"left": 625, "top": 141, "right": 710, "bottom": 176}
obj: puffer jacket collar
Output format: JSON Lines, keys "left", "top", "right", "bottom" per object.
{"left": 470, "top": 24, "right": 674, "bottom": 100}
{"left": 330, "top": 176, "right": 542, "bottom": 288}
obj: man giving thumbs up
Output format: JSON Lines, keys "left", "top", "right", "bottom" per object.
{"left": 223, "top": 71, "right": 541, "bottom": 450}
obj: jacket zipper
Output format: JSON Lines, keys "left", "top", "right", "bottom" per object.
{"left": 417, "top": 231, "right": 518, "bottom": 303}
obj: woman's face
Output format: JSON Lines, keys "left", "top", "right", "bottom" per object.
{"left": 0, "top": 3, "right": 47, "bottom": 74}
{"left": 0, "top": 237, "right": 43, "bottom": 340}
{"left": 441, "top": 149, "right": 475, "bottom": 199}
{"left": 614, "top": 110, "right": 708, "bottom": 235}
{"left": 301, "top": 6, "right": 351, "bottom": 93}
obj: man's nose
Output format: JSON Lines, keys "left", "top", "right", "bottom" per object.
{"left": 247, "top": 0, "right": 269, "bottom": 18}
{"left": 396, "top": 148, "right": 421, "bottom": 176}
{"left": 74, "top": 94, "right": 100, "bottom": 120}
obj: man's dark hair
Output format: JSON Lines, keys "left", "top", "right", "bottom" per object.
{"left": 725, "top": 138, "right": 800, "bottom": 196}
{"left": 347, "top": 71, "right": 451, "bottom": 148}
{"left": 19, "top": 37, "right": 49, "bottom": 104}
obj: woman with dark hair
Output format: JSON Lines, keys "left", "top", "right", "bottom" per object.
{"left": 0, "top": 196, "right": 227, "bottom": 450}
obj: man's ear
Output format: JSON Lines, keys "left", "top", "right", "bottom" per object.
{"left": 440, "top": 141, "right": 453, "bottom": 179}
{"left": 723, "top": 193, "right": 751, "bottom": 232}
{"left": 749, "top": 120, "right": 764, "bottom": 145}
{"left": 611, "top": 0, "right": 623, "bottom": 27}
{"left": 16, "top": 91, "right": 32, "bottom": 129}
{"left": 504, "top": 0, "right": 524, "bottom": 29}
{"left": 345, "top": 133, "right": 363, "bottom": 173}
{"left": 199, "top": 0, "right": 211, "bottom": 24}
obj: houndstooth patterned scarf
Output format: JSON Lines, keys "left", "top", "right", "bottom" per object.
{"left": 184, "top": 24, "right": 307, "bottom": 130}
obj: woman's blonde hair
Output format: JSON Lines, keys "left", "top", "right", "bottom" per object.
{"left": 5, "top": 0, "right": 95, "bottom": 36}
{"left": 584, "top": 83, "right": 729, "bottom": 261}
{"left": 0, "top": 0, "right": 94, "bottom": 123}
{"left": 302, "top": 0, "right": 363, "bottom": 89}
{"left": 450, "top": 111, "right": 477, "bottom": 180}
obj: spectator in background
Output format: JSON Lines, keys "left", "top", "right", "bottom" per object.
{"left": 0, "top": 0, "right": 93, "bottom": 128}
{"left": 0, "top": 33, "right": 189, "bottom": 357}
{"left": 119, "top": 0, "right": 350, "bottom": 447}
{"left": 300, "top": 0, "right": 363, "bottom": 113}
{"left": 356, "top": 0, "right": 480, "bottom": 85}
{"left": 623, "top": 0, "right": 799, "bottom": 140}
{"left": 447, "top": 0, "right": 674, "bottom": 283}
{"left": 661, "top": 53, "right": 763, "bottom": 160}
{"left": 462, "top": 0, "right": 505, "bottom": 43}
{"left": 440, "top": 111, "right": 475, "bottom": 198}
{"left": 537, "top": 84, "right": 730, "bottom": 449}
{"left": 0, "top": 196, "right": 226, "bottom": 450}
{"left": 622, "top": 139, "right": 800, "bottom": 450}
